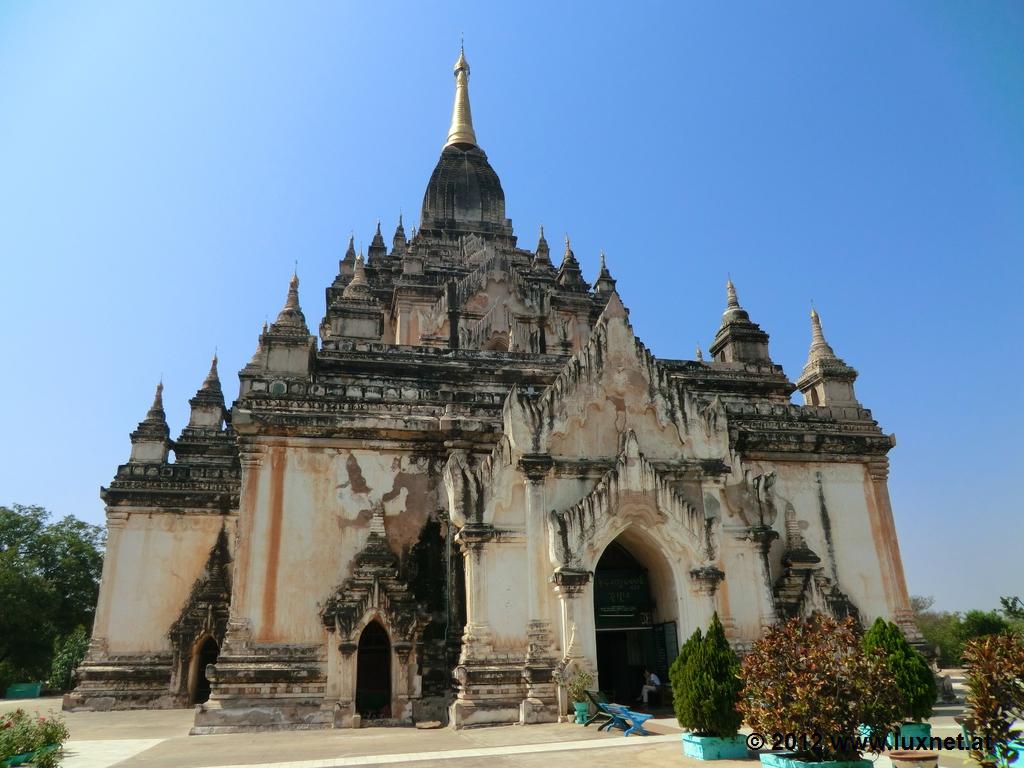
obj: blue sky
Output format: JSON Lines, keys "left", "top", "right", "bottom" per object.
{"left": 1, "top": 1, "right": 1021, "bottom": 612}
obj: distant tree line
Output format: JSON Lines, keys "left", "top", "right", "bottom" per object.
{"left": 911, "top": 594, "right": 1024, "bottom": 667}
{"left": 0, "top": 504, "right": 104, "bottom": 693}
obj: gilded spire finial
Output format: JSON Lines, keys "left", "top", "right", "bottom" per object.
{"left": 445, "top": 45, "right": 477, "bottom": 148}
{"left": 696, "top": 344, "right": 704, "bottom": 361}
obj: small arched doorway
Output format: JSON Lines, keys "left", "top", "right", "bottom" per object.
{"left": 189, "top": 636, "right": 219, "bottom": 705}
{"left": 356, "top": 620, "right": 391, "bottom": 720}
{"left": 593, "top": 536, "right": 679, "bottom": 706}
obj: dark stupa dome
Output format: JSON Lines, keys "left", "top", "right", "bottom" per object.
{"left": 419, "top": 48, "right": 513, "bottom": 241}
{"left": 420, "top": 143, "right": 511, "bottom": 238}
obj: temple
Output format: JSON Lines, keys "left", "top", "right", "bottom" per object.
{"left": 66, "top": 49, "right": 920, "bottom": 731}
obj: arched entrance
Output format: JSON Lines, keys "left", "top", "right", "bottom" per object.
{"left": 356, "top": 620, "right": 391, "bottom": 720}
{"left": 188, "top": 636, "right": 219, "bottom": 705}
{"left": 593, "top": 535, "right": 679, "bottom": 706}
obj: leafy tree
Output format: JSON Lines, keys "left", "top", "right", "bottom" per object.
{"left": 49, "top": 626, "right": 90, "bottom": 692}
{"left": 0, "top": 504, "right": 104, "bottom": 690}
{"left": 1000, "top": 596, "right": 1024, "bottom": 621}
{"left": 962, "top": 610, "right": 1010, "bottom": 640}
{"left": 674, "top": 614, "right": 743, "bottom": 737}
{"left": 669, "top": 625, "right": 703, "bottom": 728}
{"left": 862, "top": 617, "right": 937, "bottom": 722}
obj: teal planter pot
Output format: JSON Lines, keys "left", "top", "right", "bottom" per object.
{"left": 573, "top": 701, "right": 589, "bottom": 724}
{"left": 682, "top": 733, "right": 749, "bottom": 760}
{"left": 759, "top": 752, "right": 870, "bottom": 768}
{"left": 887, "top": 722, "right": 931, "bottom": 748}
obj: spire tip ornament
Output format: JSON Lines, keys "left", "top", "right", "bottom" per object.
{"left": 445, "top": 44, "right": 477, "bottom": 148}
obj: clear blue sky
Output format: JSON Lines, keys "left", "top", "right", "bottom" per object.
{"left": 1, "top": 1, "right": 1021, "bottom": 612}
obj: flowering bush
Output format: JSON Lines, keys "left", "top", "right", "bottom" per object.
{"left": 739, "top": 614, "right": 903, "bottom": 761}
{"left": 0, "top": 709, "right": 69, "bottom": 768}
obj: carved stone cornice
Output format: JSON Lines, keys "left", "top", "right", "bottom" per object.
{"left": 690, "top": 565, "right": 726, "bottom": 596}
{"left": 551, "top": 568, "right": 591, "bottom": 593}
{"left": 518, "top": 453, "right": 552, "bottom": 482}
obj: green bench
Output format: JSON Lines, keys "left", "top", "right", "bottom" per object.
{"left": 4, "top": 683, "right": 42, "bottom": 699}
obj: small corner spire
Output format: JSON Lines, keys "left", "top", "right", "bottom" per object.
{"left": 726, "top": 278, "right": 740, "bottom": 309}
{"left": 807, "top": 305, "right": 837, "bottom": 361}
{"left": 148, "top": 380, "right": 165, "bottom": 420}
{"left": 696, "top": 344, "right": 704, "bottom": 361}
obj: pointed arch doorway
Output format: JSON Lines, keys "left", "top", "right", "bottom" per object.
{"left": 188, "top": 636, "right": 220, "bottom": 705}
{"left": 356, "top": 621, "right": 392, "bottom": 720}
{"left": 593, "top": 534, "right": 679, "bottom": 705}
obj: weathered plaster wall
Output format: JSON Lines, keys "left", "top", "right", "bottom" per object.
{"left": 233, "top": 443, "right": 440, "bottom": 644}
{"left": 747, "top": 460, "right": 892, "bottom": 624}
{"left": 98, "top": 511, "right": 233, "bottom": 653}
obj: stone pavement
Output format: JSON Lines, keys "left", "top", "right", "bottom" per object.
{"left": 0, "top": 676, "right": 978, "bottom": 768}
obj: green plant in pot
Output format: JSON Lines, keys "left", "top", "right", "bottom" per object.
{"left": 861, "top": 618, "right": 937, "bottom": 747}
{"left": 740, "top": 614, "right": 903, "bottom": 768}
{"left": 962, "top": 633, "right": 1024, "bottom": 768}
{"left": 563, "top": 665, "right": 594, "bottom": 724}
{"left": 672, "top": 614, "right": 746, "bottom": 760}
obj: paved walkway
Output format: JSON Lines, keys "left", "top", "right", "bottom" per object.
{"left": 0, "top": 671, "right": 978, "bottom": 768}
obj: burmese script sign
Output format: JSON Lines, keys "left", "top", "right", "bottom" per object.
{"left": 594, "top": 569, "right": 653, "bottom": 629}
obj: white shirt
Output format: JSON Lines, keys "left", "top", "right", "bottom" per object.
{"left": 648, "top": 672, "right": 660, "bottom": 686}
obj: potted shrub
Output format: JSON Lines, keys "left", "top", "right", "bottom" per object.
{"left": 563, "top": 665, "right": 594, "bottom": 725}
{"left": 672, "top": 614, "right": 746, "bottom": 760}
{"left": 861, "top": 618, "right": 937, "bottom": 746}
{"left": 740, "top": 614, "right": 902, "bottom": 768}
{"left": 962, "top": 633, "right": 1024, "bottom": 768}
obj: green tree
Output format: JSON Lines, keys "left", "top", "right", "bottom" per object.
{"left": 862, "top": 617, "right": 937, "bottom": 722}
{"left": 1000, "top": 596, "right": 1024, "bottom": 621}
{"left": 673, "top": 614, "right": 743, "bottom": 737}
{"left": 0, "top": 504, "right": 104, "bottom": 690}
{"left": 962, "top": 610, "right": 1010, "bottom": 640}
{"left": 669, "top": 625, "right": 703, "bottom": 728}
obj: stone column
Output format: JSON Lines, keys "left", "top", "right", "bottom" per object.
{"left": 750, "top": 525, "right": 780, "bottom": 630}
{"left": 552, "top": 569, "right": 591, "bottom": 722}
{"left": 866, "top": 458, "right": 921, "bottom": 642}
{"left": 335, "top": 639, "right": 359, "bottom": 728}
{"left": 519, "top": 455, "right": 558, "bottom": 724}
{"left": 689, "top": 565, "right": 726, "bottom": 631}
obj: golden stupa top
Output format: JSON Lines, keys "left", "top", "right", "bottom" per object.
{"left": 445, "top": 46, "right": 478, "bottom": 148}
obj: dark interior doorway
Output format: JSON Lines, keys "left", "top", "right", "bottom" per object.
{"left": 190, "top": 636, "right": 219, "bottom": 704}
{"left": 594, "top": 540, "right": 659, "bottom": 704}
{"left": 356, "top": 621, "right": 391, "bottom": 720}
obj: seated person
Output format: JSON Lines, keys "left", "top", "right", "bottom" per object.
{"left": 638, "top": 667, "right": 661, "bottom": 706}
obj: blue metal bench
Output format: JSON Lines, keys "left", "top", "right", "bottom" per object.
{"left": 599, "top": 702, "right": 653, "bottom": 736}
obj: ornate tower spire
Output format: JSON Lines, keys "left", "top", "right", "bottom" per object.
{"left": 445, "top": 45, "right": 477, "bottom": 147}
{"left": 708, "top": 277, "right": 772, "bottom": 363}
{"left": 129, "top": 381, "right": 171, "bottom": 463}
{"left": 343, "top": 253, "right": 374, "bottom": 300}
{"left": 271, "top": 273, "right": 308, "bottom": 334}
{"left": 556, "top": 234, "right": 589, "bottom": 291}
{"left": 368, "top": 220, "right": 387, "bottom": 261}
{"left": 392, "top": 214, "right": 407, "bottom": 255}
{"left": 533, "top": 225, "right": 552, "bottom": 268}
{"left": 340, "top": 234, "right": 357, "bottom": 277}
{"left": 594, "top": 251, "right": 617, "bottom": 294}
{"left": 796, "top": 306, "right": 859, "bottom": 406}
{"left": 175, "top": 354, "right": 235, "bottom": 465}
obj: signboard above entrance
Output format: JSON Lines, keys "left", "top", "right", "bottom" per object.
{"left": 594, "top": 568, "right": 654, "bottom": 629}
